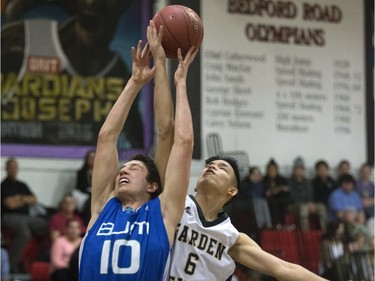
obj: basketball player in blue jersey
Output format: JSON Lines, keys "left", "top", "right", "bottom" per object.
{"left": 78, "top": 31, "right": 199, "bottom": 280}
{"left": 147, "top": 22, "right": 328, "bottom": 281}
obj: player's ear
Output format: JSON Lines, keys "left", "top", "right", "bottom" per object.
{"left": 227, "top": 187, "right": 238, "bottom": 198}
{"left": 147, "top": 182, "right": 159, "bottom": 193}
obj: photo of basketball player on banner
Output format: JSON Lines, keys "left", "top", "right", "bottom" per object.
{"left": 1, "top": 0, "right": 153, "bottom": 159}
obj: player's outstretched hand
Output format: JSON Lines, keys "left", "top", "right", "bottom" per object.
{"left": 174, "top": 46, "right": 199, "bottom": 85}
{"left": 131, "top": 40, "right": 155, "bottom": 85}
{"left": 147, "top": 20, "right": 166, "bottom": 64}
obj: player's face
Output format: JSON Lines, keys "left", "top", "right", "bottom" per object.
{"left": 115, "top": 160, "right": 150, "bottom": 197}
{"left": 197, "top": 160, "right": 235, "bottom": 195}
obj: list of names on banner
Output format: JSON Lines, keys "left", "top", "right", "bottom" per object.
{"left": 203, "top": 49, "right": 266, "bottom": 130}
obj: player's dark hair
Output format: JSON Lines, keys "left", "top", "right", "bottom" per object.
{"left": 132, "top": 154, "right": 162, "bottom": 198}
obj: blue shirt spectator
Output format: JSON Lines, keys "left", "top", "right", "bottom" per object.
{"left": 328, "top": 174, "right": 365, "bottom": 224}
{"left": 355, "top": 163, "right": 374, "bottom": 220}
{"left": 1, "top": 247, "right": 10, "bottom": 281}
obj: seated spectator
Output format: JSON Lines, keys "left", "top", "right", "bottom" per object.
{"left": 366, "top": 217, "right": 375, "bottom": 252}
{"left": 355, "top": 163, "right": 374, "bottom": 220}
{"left": 1, "top": 157, "right": 48, "bottom": 273}
{"left": 226, "top": 166, "right": 272, "bottom": 242}
{"left": 72, "top": 150, "right": 95, "bottom": 226}
{"left": 320, "top": 221, "right": 351, "bottom": 281}
{"left": 224, "top": 167, "right": 258, "bottom": 242}
{"left": 312, "top": 160, "right": 336, "bottom": 207}
{"left": 246, "top": 166, "right": 272, "bottom": 229}
{"left": 49, "top": 194, "right": 86, "bottom": 243}
{"left": 342, "top": 208, "right": 375, "bottom": 280}
{"left": 343, "top": 208, "right": 372, "bottom": 253}
{"left": 328, "top": 174, "right": 365, "bottom": 224}
{"left": 75, "top": 150, "right": 95, "bottom": 195}
{"left": 263, "top": 158, "right": 292, "bottom": 227}
{"left": 1, "top": 246, "right": 10, "bottom": 281}
{"left": 335, "top": 159, "right": 351, "bottom": 187}
{"left": 68, "top": 247, "right": 80, "bottom": 281}
{"left": 287, "top": 157, "right": 327, "bottom": 231}
{"left": 50, "top": 219, "right": 82, "bottom": 281}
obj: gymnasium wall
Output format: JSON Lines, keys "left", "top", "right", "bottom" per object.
{"left": 1, "top": 0, "right": 373, "bottom": 207}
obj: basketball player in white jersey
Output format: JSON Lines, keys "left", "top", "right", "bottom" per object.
{"left": 79, "top": 35, "right": 198, "bottom": 280}
{"left": 147, "top": 21, "right": 328, "bottom": 281}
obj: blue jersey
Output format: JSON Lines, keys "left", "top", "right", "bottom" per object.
{"left": 79, "top": 197, "right": 170, "bottom": 280}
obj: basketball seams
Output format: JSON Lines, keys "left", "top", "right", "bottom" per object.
{"left": 180, "top": 6, "right": 192, "bottom": 54}
{"left": 152, "top": 5, "right": 203, "bottom": 58}
{"left": 159, "top": 8, "right": 183, "bottom": 56}
{"left": 182, "top": 7, "right": 202, "bottom": 49}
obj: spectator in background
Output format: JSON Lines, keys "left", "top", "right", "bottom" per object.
{"left": 288, "top": 157, "right": 327, "bottom": 231}
{"left": 342, "top": 208, "right": 375, "bottom": 281}
{"left": 72, "top": 150, "right": 95, "bottom": 226}
{"left": 312, "top": 160, "right": 336, "bottom": 207}
{"left": 1, "top": 246, "right": 10, "bottom": 281}
{"left": 226, "top": 166, "right": 271, "bottom": 243}
{"left": 328, "top": 174, "right": 365, "bottom": 224}
{"left": 75, "top": 150, "right": 95, "bottom": 195}
{"left": 320, "top": 221, "right": 351, "bottom": 281}
{"left": 342, "top": 208, "right": 372, "bottom": 253}
{"left": 335, "top": 159, "right": 351, "bottom": 187}
{"left": 355, "top": 163, "right": 374, "bottom": 220}
{"left": 225, "top": 166, "right": 258, "bottom": 241}
{"left": 68, "top": 247, "right": 80, "bottom": 281}
{"left": 245, "top": 166, "right": 272, "bottom": 229}
{"left": 263, "top": 158, "right": 292, "bottom": 227}
{"left": 50, "top": 219, "right": 82, "bottom": 281}
{"left": 49, "top": 194, "right": 86, "bottom": 243}
{"left": 1, "top": 157, "right": 48, "bottom": 273}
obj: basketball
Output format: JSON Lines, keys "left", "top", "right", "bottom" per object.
{"left": 152, "top": 5, "right": 204, "bottom": 59}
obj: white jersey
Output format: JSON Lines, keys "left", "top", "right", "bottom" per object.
{"left": 166, "top": 195, "right": 240, "bottom": 281}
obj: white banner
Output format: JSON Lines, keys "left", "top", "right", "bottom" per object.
{"left": 201, "top": 0, "right": 366, "bottom": 170}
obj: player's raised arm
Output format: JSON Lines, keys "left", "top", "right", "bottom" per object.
{"left": 147, "top": 20, "right": 175, "bottom": 186}
{"left": 229, "top": 233, "right": 329, "bottom": 281}
{"left": 160, "top": 47, "right": 198, "bottom": 244}
{"left": 88, "top": 41, "right": 155, "bottom": 230}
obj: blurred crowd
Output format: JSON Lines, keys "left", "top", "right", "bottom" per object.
{"left": 1, "top": 151, "right": 95, "bottom": 281}
{"left": 226, "top": 157, "right": 374, "bottom": 281}
{"left": 1, "top": 154, "right": 374, "bottom": 281}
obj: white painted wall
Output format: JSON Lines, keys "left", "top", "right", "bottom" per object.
{"left": 0, "top": 156, "right": 205, "bottom": 208}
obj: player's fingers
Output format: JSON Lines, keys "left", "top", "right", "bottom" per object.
{"left": 149, "top": 20, "right": 157, "bottom": 37}
{"left": 131, "top": 46, "right": 136, "bottom": 61}
{"left": 158, "top": 25, "right": 164, "bottom": 42}
{"left": 190, "top": 48, "right": 199, "bottom": 62}
{"left": 137, "top": 40, "right": 143, "bottom": 58}
{"left": 185, "top": 46, "right": 199, "bottom": 64}
{"left": 184, "top": 46, "right": 194, "bottom": 61}
{"left": 142, "top": 42, "right": 150, "bottom": 58}
{"left": 177, "top": 48, "right": 183, "bottom": 62}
